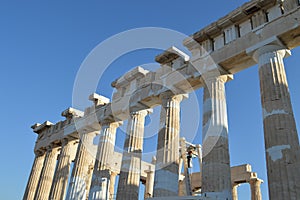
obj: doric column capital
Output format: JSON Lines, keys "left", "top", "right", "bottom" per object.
{"left": 46, "top": 144, "right": 54, "bottom": 152}
{"left": 249, "top": 178, "right": 263, "bottom": 185}
{"left": 45, "top": 144, "right": 60, "bottom": 154}
{"left": 34, "top": 149, "right": 45, "bottom": 156}
{"left": 61, "top": 138, "right": 70, "bottom": 146}
{"left": 100, "top": 120, "right": 123, "bottom": 129}
{"left": 99, "top": 119, "right": 110, "bottom": 127}
{"left": 130, "top": 108, "right": 153, "bottom": 118}
{"left": 159, "top": 92, "right": 188, "bottom": 105}
{"left": 110, "top": 170, "right": 118, "bottom": 177}
{"left": 201, "top": 73, "right": 233, "bottom": 85}
{"left": 252, "top": 44, "right": 291, "bottom": 63}
{"left": 145, "top": 164, "right": 155, "bottom": 174}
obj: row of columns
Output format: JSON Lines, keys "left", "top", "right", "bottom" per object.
{"left": 23, "top": 139, "right": 79, "bottom": 200}
{"left": 184, "top": 44, "right": 300, "bottom": 200}
{"left": 50, "top": 139, "right": 75, "bottom": 200}
{"left": 85, "top": 92, "right": 186, "bottom": 200}
{"left": 34, "top": 145, "right": 59, "bottom": 200}
{"left": 24, "top": 91, "right": 185, "bottom": 200}
{"left": 24, "top": 44, "right": 300, "bottom": 200}
{"left": 111, "top": 93, "right": 189, "bottom": 200}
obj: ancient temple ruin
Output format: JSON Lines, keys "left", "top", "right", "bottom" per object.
{"left": 24, "top": 0, "right": 300, "bottom": 199}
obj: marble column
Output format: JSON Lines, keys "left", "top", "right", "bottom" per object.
{"left": 23, "top": 151, "right": 45, "bottom": 200}
{"left": 88, "top": 121, "right": 121, "bottom": 200}
{"left": 232, "top": 184, "right": 239, "bottom": 200}
{"left": 66, "top": 131, "right": 98, "bottom": 200}
{"left": 249, "top": 178, "right": 262, "bottom": 200}
{"left": 253, "top": 45, "right": 300, "bottom": 199}
{"left": 144, "top": 167, "right": 155, "bottom": 198}
{"left": 34, "top": 145, "right": 59, "bottom": 200}
{"left": 116, "top": 109, "right": 151, "bottom": 200}
{"left": 109, "top": 171, "right": 118, "bottom": 199}
{"left": 153, "top": 93, "right": 187, "bottom": 197}
{"left": 49, "top": 139, "right": 75, "bottom": 200}
{"left": 201, "top": 74, "right": 233, "bottom": 200}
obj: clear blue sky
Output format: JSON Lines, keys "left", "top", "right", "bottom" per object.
{"left": 1, "top": 1, "right": 300, "bottom": 200}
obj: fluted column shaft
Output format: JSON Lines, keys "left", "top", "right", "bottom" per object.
{"left": 254, "top": 45, "right": 300, "bottom": 200}
{"left": 89, "top": 122, "right": 120, "bottom": 200}
{"left": 34, "top": 146, "right": 59, "bottom": 200}
{"left": 49, "top": 139, "right": 75, "bottom": 200}
{"left": 23, "top": 152, "right": 45, "bottom": 200}
{"left": 109, "top": 171, "right": 117, "bottom": 199}
{"left": 66, "top": 131, "right": 98, "bottom": 200}
{"left": 116, "top": 110, "right": 150, "bottom": 200}
{"left": 201, "top": 75, "right": 232, "bottom": 200}
{"left": 153, "top": 94, "right": 186, "bottom": 197}
{"left": 250, "top": 179, "right": 262, "bottom": 200}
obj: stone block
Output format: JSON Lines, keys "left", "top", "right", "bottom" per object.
{"left": 89, "top": 93, "right": 110, "bottom": 106}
